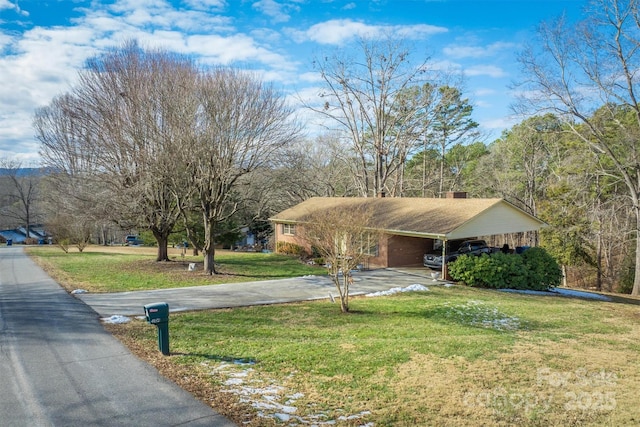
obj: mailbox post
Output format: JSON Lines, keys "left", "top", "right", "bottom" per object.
{"left": 143, "top": 302, "right": 170, "bottom": 355}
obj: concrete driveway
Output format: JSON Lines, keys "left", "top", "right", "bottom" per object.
{"left": 77, "top": 268, "right": 440, "bottom": 318}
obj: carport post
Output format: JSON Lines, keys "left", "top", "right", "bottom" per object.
{"left": 441, "top": 238, "right": 447, "bottom": 280}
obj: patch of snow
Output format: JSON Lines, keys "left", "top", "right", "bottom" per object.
{"left": 224, "top": 378, "right": 244, "bottom": 386}
{"left": 500, "top": 288, "right": 612, "bottom": 301}
{"left": 287, "top": 392, "right": 304, "bottom": 401}
{"left": 100, "top": 315, "right": 131, "bottom": 324}
{"left": 274, "top": 413, "right": 291, "bottom": 422}
{"left": 338, "top": 411, "right": 372, "bottom": 421}
{"left": 366, "top": 284, "right": 429, "bottom": 297}
{"left": 205, "top": 362, "right": 374, "bottom": 425}
{"left": 553, "top": 288, "right": 612, "bottom": 301}
{"left": 441, "top": 301, "right": 520, "bottom": 331}
{"left": 71, "top": 289, "right": 88, "bottom": 294}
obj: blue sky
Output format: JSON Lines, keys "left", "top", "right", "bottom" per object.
{"left": 0, "top": 0, "right": 585, "bottom": 163}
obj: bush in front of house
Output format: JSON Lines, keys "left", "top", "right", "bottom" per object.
{"left": 276, "top": 241, "right": 308, "bottom": 257}
{"left": 448, "top": 247, "right": 561, "bottom": 291}
{"left": 520, "top": 247, "right": 563, "bottom": 289}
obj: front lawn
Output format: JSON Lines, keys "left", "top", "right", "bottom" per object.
{"left": 27, "top": 246, "right": 640, "bottom": 426}
{"left": 26, "top": 245, "right": 325, "bottom": 292}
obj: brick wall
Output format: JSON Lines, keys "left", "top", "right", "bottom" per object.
{"left": 387, "top": 235, "right": 433, "bottom": 267}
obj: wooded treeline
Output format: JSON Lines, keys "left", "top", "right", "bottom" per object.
{"left": 2, "top": 0, "right": 638, "bottom": 293}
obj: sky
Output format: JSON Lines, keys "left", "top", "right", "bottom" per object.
{"left": 0, "top": 0, "right": 587, "bottom": 163}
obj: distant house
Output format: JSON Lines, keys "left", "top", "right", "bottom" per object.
{"left": 270, "top": 194, "right": 546, "bottom": 270}
{"left": 0, "top": 225, "right": 49, "bottom": 244}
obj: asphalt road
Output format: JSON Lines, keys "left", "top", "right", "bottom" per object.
{"left": 0, "top": 246, "right": 235, "bottom": 427}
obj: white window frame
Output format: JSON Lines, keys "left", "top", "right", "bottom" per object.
{"left": 282, "top": 223, "right": 296, "bottom": 236}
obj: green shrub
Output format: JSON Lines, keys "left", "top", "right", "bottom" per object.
{"left": 449, "top": 253, "right": 528, "bottom": 289}
{"left": 448, "top": 254, "right": 493, "bottom": 287}
{"left": 520, "top": 247, "right": 563, "bottom": 290}
{"left": 276, "top": 241, "right": 308, "bottom": 257}
{"left": 448, "top": 247, "right": 561, "bottom": 291}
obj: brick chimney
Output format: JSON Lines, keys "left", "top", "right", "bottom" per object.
{"left": 446, "top": 191, "right": 467, "bottom": 199}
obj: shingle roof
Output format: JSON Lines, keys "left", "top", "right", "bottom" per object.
{"left": 270, "top": 197, "right": 545, "bottom": 239}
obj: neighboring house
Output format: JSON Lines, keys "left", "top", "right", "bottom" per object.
{"left": 0, "top": 225, "right": 49, "bottom": 244}
{"left": 0, "top": 229, "right": 26, "bottom": 244}
{"left": 270, "top": 193, "right": 546, "bottom": 271}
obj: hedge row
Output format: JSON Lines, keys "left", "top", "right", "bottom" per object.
{"left": 447, "top": 247, "right": 562, "bottom": 291}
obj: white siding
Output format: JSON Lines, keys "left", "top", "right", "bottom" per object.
{"left": 447, "top": 204, "right": 545, "bottom": 240}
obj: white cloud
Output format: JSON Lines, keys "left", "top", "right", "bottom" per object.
{"left": 481, "top": 116, "right": 517, "bottom": 132}
{"left": 292, "top": 85, "right": 324, "bottom": 105}
{"left": 249, "top": 27, "right": 282, "bottom": 44}
{"left": 183, "top": 0, "right": 227, "bottom": 11}
{"left": 297, "top": 71, "right": 322, "bottom": 83}
{"left": 300, "top": 19, "right": 447, "bottom": 45}
{"left": 464, "top": 65, "right": 507, "bottom": 78}
{"left": 443, "top": 41, "right": 516, "bottom": 59}
{"left": 0, "top": 32, "right": 13, "bottom": 49}
{"left": 474, "top": 99, "right": 492, "bottom": 108}
{"left": 0, "top": 0, "right": 28, "bottom": 16}
{"left": 253, "top": 0, "right": 297, "bottom": 24}
{"left": 185, "top": 33, "right": 289, "bottom": 66}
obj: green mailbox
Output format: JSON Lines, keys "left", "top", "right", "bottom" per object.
{"left": 144, "top": 302, "right": 170, "bottom": 355}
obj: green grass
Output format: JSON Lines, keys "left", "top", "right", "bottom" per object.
{"left": 26, "top": 245, "right": 325, "bottom": 292}
{"left": 28, "top": 246, "right": 640, "bottom": 426}
{"left": 150, "top": 287, "right": 640, "bottom": 426}
{"left": 171, "top": 287, "right": 519, "bottom": 369}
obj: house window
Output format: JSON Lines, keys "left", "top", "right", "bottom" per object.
{"left": 333, "top": 233, "right": 379, "bottom": 257}
{"left": 282, "top": 224, "right": 296, "bottom": 236}
{"left": 360, "top": 233, "right": 379, "bottom": 257}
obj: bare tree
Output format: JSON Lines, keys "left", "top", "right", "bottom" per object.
{"left": 0, "top": 159, "right": 44, "bottom": 238}
{"left": 191, "top": 68, "right": 300, "bottom": 274}
{"left": 515, "top": 0, "right": 640, "bottom": 295}
{"left": 299, "top": 206, "right": 382, "bottom": 313}
{"left": 35, "top": 41, "right": 199, "bottom": 261}
{"left": 309, "top": 37, "right": 434, "bottom": 197}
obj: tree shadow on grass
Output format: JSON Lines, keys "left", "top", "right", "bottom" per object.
{"left": 170, "top": 352, "right": 258, "bottom": 364}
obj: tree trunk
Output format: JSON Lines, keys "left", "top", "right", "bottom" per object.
{"left": 334, "top": 274, "right": 349, "bottom": 313}
{"left": 633, "top": 208, "right": 640, "bottom": 296}
{"left": 438, "top": 148, "right": 445, "bottom": 198}
{"left": 596, "top": 229, "right": 602, "bottom": 292}
{"left": 203, "top": 218, "right": 217, "bottom": 275}
{"left": 152, "top": 229, "right": 170, "bottom": 262}
{"left": 329, "top": 272, "right": 350, "bottom": 313}
{"left": 204, "top": 246, "right": 216, "bottom": 275}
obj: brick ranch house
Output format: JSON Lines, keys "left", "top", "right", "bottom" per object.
{"left": 270, "top": 193, "right": 546, "bottom": 273}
